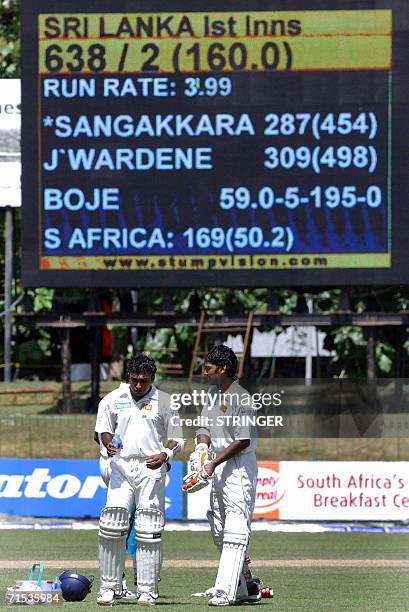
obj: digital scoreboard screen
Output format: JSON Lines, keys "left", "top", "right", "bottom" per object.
{"left": 21, "top": 0, "right": 409, "bottom": 287}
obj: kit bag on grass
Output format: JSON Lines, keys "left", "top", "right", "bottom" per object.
{"left": 9, "top": 563, "right": 55, "bottom": 592}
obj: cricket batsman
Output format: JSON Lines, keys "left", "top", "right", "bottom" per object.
{"left": 183, "top": 345, "right": 261, "bottom": 606}
{"left": 94, "top": 416, "right": 137, "bottom": 600}
{"left": 95, "top": 354, "right": 185, "bottom": 606}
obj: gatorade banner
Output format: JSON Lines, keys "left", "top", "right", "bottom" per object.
{"left": 0, "top": 458, "right": 183, "bottom": 519}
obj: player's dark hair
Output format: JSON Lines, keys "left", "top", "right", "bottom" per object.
{"left": 205, "top": 345, "right": 238, "bottom": 378}
{"left": 125, "top": 354, "right": 157, "bottom": 381}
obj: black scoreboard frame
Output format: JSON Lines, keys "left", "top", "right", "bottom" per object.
{"left": 21, "top": 0, "right": 409, "bottom": 287}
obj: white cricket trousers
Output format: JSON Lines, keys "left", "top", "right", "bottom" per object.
{"left": 99, "top": 456, "right": 111, "bottom": 487}
{"left": 105, "top": 456, "right": 166, "bottom": 512}
{"left": 207, "top": 451, "right": 257, "bottom": 548}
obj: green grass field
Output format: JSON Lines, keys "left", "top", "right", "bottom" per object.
{"left": 0, "top": 530, "right": 408, "bottom": 611}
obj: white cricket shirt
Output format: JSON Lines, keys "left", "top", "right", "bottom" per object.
{"left": 197, "top": 379, "right": 258, "bottom": 454}
{"left": 95, "top": 382, "right": 184, "bottom": 458}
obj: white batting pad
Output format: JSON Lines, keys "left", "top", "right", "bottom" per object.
{"left": 135, "top": 507, "right": 164, "bottom": 540}
{"left": 214, "top": 515, "right": 249, "bottom": 603}
{"left": 99, "top": 506, "right": 129, "bottom": 592}
{"left": 235, "top": 553, "right": 252, "bottom": 598}
{"left": 135, "top": 508, "right": 164, "bottom": 595}
{"left": 236, "top": 571, "right": 249, "bottom": 599}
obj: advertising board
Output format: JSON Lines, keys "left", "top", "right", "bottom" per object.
{"left": 186, "top": 461, "right": 409, "bottom": 521}
{"left": 0, "top": 458, "right": 183, "bottom": 519}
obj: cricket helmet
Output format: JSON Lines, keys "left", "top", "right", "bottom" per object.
{"left": 58, "top": 571, "right": 94, "bottom": 601}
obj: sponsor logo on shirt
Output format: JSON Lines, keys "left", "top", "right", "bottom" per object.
{"left": 115, "top": 400, "right": 132, "bottom": 410}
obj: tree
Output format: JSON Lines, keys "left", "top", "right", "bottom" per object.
{"left": 0, "top": 0, "right": 20, "bottom": 77}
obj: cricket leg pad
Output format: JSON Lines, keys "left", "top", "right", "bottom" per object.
{"left": 214, "top": 514, "right": 248, "bottom": 604}
{"left": 135, "top": 508, "right": 164, "bottom": 595}
{"left": 99, "top": 506, "right": 129, "bottom": 592}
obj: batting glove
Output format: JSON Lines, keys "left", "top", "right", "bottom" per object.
{"left": 187, "top": 443, "right": 209, "bottom": 473}
{"left": 182, "top": 464, "right": 211, "bottom": 493}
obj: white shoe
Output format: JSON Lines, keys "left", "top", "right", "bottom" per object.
{"left": 191, "top": 587, "right": 217, "bottom": 598}
{"left": 138, "top": 592, "right": 157, "bottom": 606}
{"left": 208, "top": 591, "right": 230, "bottom": 606}
{"left": 117, "top": 588, "right": 138, "bottom": 601}
{"left": 97, "top": 588, "right": 115, "bottom": 606}
{"left": 204, "top": 587, "right": 217, "bottom": 597}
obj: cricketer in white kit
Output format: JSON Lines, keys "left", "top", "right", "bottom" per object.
{"left": 94, "top": 396, "right": 138, "bottom": 600}
{"left": 95, "top": 354, "right": 185, "bottom": 607}
{"left": 184, "top": 345, "right": 260, "bottom": 607}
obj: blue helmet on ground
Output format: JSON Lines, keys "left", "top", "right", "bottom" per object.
{"left": 58, "top": 571, "right": 94, "bottom": 601}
